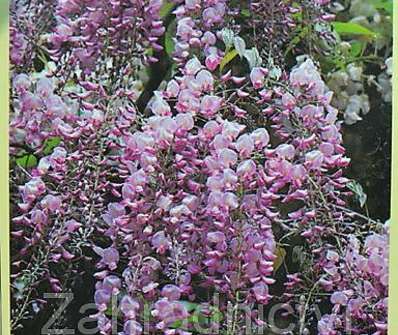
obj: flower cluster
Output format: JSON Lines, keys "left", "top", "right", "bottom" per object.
{"left": 327, "top": 63, "right": 370, "bottom": 125}
{"left": 88, "top": 54, "right": 364, "bottom": 333}
{"left": 91, "top": 57, "right": 278, "bottom": 333}
{"left": 10, "top": 73, "right": 79, "bottom": 149}
{"left": 10, "top": 0, "right": 56, "bottom": 68}
{"left": 9, "top": 0, "right": 390, "bottom": 334}
{"left": 261, "top": 58, "right": 352, "bottom": 241}
{"left": 318, "top": 226, "right": 389, "bottom": 335}
{"left": 326, "top": 0, "right": 393, "bottom": 124}
{"left": 377, "top": 57, "right": 393, "bottom": 103}
{"left": 10, "top": 62, "right": 139, "bottom": 329}
{"left": 172, "top": 0, "right": 227, "bottom": 65}
{"left": 50, "top": 0, "right": 165, "bottom": 69}
{"left": 245, "top": 0, "right": 334, "bottom": 67}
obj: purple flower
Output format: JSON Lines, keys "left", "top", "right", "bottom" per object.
{"left": 200, "top": 95, "right": 223, "bottom": 118}
{"left": 94, "top": 247, "right": 120, "bottom": 271}
{"left": 123, "top": 320, "right": 143, "bottom": 335}
{"left": 120, "top": 295, "right": 140, "bottom": 319}
{"left": 161, "top": 285, "right": 181, "bottom": 301}
{"left": 151, "top": 231, "right": 171, "bottom": 254}
{"left": 250, "top": 67, "right": 268, "bottom": 89}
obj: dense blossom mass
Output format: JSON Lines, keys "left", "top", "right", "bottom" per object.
{"left": 10, "top": 0, "right": 390, "bottom": 334}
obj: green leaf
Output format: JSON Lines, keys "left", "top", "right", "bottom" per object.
{"left": 350, "top": 41, "right": 365, "bottom": 57}
{"left": 240, "top": 8, "right": 251, "bottom": 17}
{"left": 370, "top": 0, "right": 393, "bottom": 15}
{"left": 180, "top": 301, "right": 200, "bottom": 312}
{"left": 233, "top": 36, "right": 246, "bottom": 58}
{"left": 13, "top": 277, "right": 28, "bottom": 292}
{"left": 269, "top": 65, "right": 282, "bottom": 80}
{"left": 145, "top": 48, "right": 154, "bottom": 56}
{"left": 170, "top": 320, "right": 184, "bottom": 329}
{"left": 165, "top": 20, "right": 176, "bottom": 56}
{"left": 348, "top": 181, "right": 367, "bottom": 208}
{"left": 292, "top": 246, "right": 306, "bottom": 265}
{"left": 243, "top": 47, "right": 262, "bottom": 69}
{"left": 210, "top": 307, "right": 223, "bottom": 323}
{"left": 332, "top": 22, "right": 377, "bottom": 38}
{"left": 43, "top": 137, "right": 61, "bottom": 155}
{"left": 169, "top": 302, "right": 223, "bottom": 331}
{"left": 273, "top": 247, "right": 287, "bottom": 272}
{"left": 37, "top": 50, "right": 48, "bottom": 66}
{"left": 16, "top": 154, "right": 37, "bottom": 169}
{"left": 220, "top": 28, "right": 235, "bottom": 51}
{"left": 220, "top": 49, "right": 239, "bottom": 71}
{"left": 284, "top": 26, "right": 310, "bottom": 56}
{"left": 160, "top": 1, "right": 174, "bottom": 18}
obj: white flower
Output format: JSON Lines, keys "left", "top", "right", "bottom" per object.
{"left": 385, "top": 57, "right": 393, "bottom": 76}
{"left": 347, "top": 64, "right": 363, "bottom": 82}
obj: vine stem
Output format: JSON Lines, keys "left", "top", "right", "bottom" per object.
{"left": 299, "top": 283, "right": 318, "bottom": 335}
{"left": 331, "top": 204, "right": 379, "bottom": 226}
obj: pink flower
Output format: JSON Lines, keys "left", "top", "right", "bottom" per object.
{"left": 166, "top": 80, "right": 180, "bottom": 98}
{"left": 252, "top": 282, "right": 270, "bottom": 303}
{"left": 176, "top": 18, "right": 196, "bottom": 41}
{"left": 201, "top": 31, "right": 216, "bottom": 45}
{"left": 36, "top": 77, "right": 53, "bottom": 98}
{"left": 250, "top": 67, "right": 268, "bottom": 89}
{"left": 290, "top": 59, "right": 325, "bottom": 96}
{"left": 40, "top": 195, "right": 62, "bottom": 212}
{"left": 129, "top": 132, "right": 155, "bottom": 151}
{"left": 237, "top": 160, "right": 256, "bottom": 179}
{"left": 211, "top": 134, "right": 231, "bottom": 150}
{"left": 235, "top": 134, "right": 255, "bottom": 157}
{"left": 200, "top": 95, "right": 222, "bottom": 117}
{"left": 184, "top": 57, "right": 202, "bottom": 76}
{"left": 13, "top": 74, "right": 31, "bottom": 93}
{"left": 94, "top": 247, "right": 119, "bottom": 271}
{"left": 21, "top": 177, "right": 46, "bottom": 204}
{"left": 175, "top": 113, "right": 194, "bottom": 130}
{"left": 161, "top": 285, "right": 181, "bottom": 301}
{"left": 150, "top": 93, "right": 171, "bottom": 116}
{"left": 222, "top": 120, "right": 245, "bottom": 140}
{"left": 196, "top": 70, "right": 214, "bottom": 91}
{"left": 218, "top": 148, "right": 238, "bottom": 167}
{"left": 102, "top": 275, "right": 121, "bottom": 294}
{"left": 331, "top": 292, "right": 348, "bottom": 305}
{"left": 94, "top": 290, "right": 111, "bottom": 312}
{"left": 120, "top": 295, "right": 140, "bottom": 319}
{"left": 305, "top": 150, "right": 324, "bottom": 170}
{"left": 157, "top": 195, "right": 173, "bottom": 211}
{"left": 223, "top": 192, "right": 239, "bottom": 209}
{"left": 276, "top": 144, "right": 295, "bottom": 160}
{"left": 151, "top": 231, "right": 171, "bottom": 254}
{"left": 202, "top": 120, "right": 221, "bottom": 140}
{"left": 207, "top": 231, "right": 226, "bottom": 244}
{"left": 31, "top": 209, "right": 48, "bottom": 226}
{"left": 124, "top": 320, "right": 143, "bottom": 335}
{"left": 250, "top": 128, "right": 270, "bottom": 149}
{"left": 205, "top": 54, "right": 221, "bottom": 71}
{"left": 202, "top": 4, "right": 225, "bottom": 27}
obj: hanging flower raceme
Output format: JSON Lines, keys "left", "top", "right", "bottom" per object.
{"left": 10, "top": 73, "right": 80, "bottom": 149}
{"left": 49, "top": 0, "right": 165, "bottom": 69}
{"left": 10, "top": 0, "right": 57, "bottom": 69}
{"left": 90, "top": 56, "right": 280, "bottom": 333}
{"left": 248, "top": 59, "right": 389, "bottom": 334}
{"left": 9, "top": 66, "right": 140, "bottom": 328}
{"left": 318, "top": 225, "right": 389, "bottom": 335}
{"left": 171, "top": 0, "right": 228, "bottom": 66}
